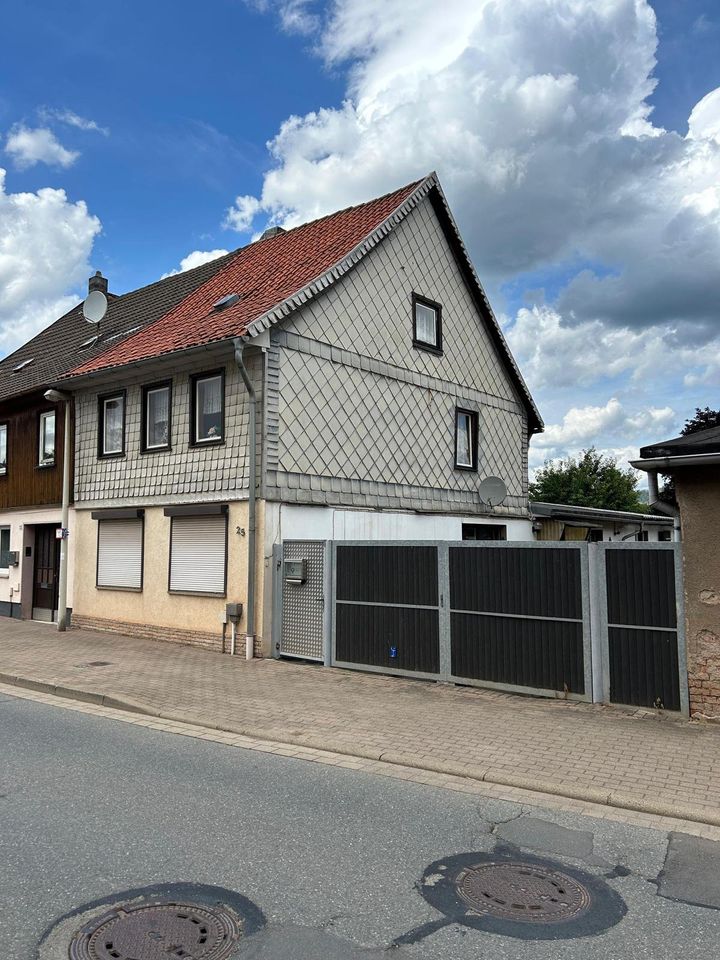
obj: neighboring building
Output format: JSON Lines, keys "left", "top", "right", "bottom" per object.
{"left": 531, "top": 501, "right": 674, "bottom": 543}
{"left": 633, "top": 427, "right": 720, "bottom": 717}
{"left": 0, "top": 255, "right": 236, "bottom": 623}
{"left": 56, "top": 173, "right": 542, "bottom": 654}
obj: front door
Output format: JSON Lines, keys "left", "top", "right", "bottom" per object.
{"left": 32, "top": 525, "right": 60, "bottom": 622}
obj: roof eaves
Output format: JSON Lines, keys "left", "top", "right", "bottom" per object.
{"left": 242, "top": 174, "right": 438, "bottom": 341}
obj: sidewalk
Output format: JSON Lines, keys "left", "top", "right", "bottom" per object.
{"left": 2, "top": 618, "right": 720, "bottom": 825}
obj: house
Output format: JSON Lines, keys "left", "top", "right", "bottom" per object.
{"left": 632, "top": 426, "right": 720, "bottom": 717}
{"left": 0, "top": 255, "right": 237, "bottom": 623}
{"left": 531, "top": 501, "right": 674, "bottom": 543}
{"left": 50, "top": 173, "right": 542, "bottom": 655}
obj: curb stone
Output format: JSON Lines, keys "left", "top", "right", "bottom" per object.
{"left": 3, "top": 670, "right": 720, "bottom": 828}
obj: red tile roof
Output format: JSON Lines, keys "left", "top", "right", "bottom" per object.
{"left": 69, "top": 179, "right": 425, "bottom": 377}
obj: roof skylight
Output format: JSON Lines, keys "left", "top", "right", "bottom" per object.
{"left": 13, "top": 358, "right": 35, "bottom": 372}
{"left": 212, "top": 293, "right": 241, "bottom": 311}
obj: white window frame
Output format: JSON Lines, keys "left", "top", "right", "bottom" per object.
{"left": 0, "top": 423, "right": 7, "bottom": 476}
{"left": 0, "top": 526, "right": 10, "bottom": 574}
{"left": 100, "top": 392, "right": 125, "bottom": 457}
{"left": 38, "top": 410, "right": 56, "bottom": 466}
{"left": 455, "top": 408, "right": 478, "bottom": 471}
{"left": 192, "top": 371, "right": 224, "bottom": 445}
{"left": 143, "top": 382, "right": 171, "bottom": 451}
{"left": 412, "top": 294, "right": 442, "bottom": 352}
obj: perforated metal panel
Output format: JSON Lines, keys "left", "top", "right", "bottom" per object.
{"left": 280, "top": 540, "right": 325, "bottom": 660}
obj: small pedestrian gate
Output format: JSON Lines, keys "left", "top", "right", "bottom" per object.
{"left": 274, "top": 539, "right": 687, "bottom": 713}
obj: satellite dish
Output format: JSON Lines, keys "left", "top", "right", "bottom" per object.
{"left": 478, "top": 476, "right": 508, "bottom": 507}
{"left": 83, "top": 289, "right": 108, "bottom": 325}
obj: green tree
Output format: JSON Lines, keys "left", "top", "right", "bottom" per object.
{"left": 530, "top": 447, "right": 645, "bottom": 512}
{"left": 660, "top": 407, "right": 720, "bottom": 502}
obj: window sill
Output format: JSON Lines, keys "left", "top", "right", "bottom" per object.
{"left": 0, "top": 572, "right": 9, "bottom": 579}
{"left": 98, "top": 452, "right": 126, "bottom": 460}
{"left": 168, "top": 589, "right": 226, "bottom": 599}
{"left": 140, "top": 445, "right": 172, "bottom": 455}
{"left": 454, "top": 463, "right": 478, "bottom": 473}
{"left": 36, "top": 462, "right": 56, "bottom": 470}
{"left": 412, "top": 340, "right": 443, "bottom": 356}
{"left": 189, "top": 438, "right": 225, "bottom": 449}
{"left": 96, "top": 585, "right": 143, "bottom": 593}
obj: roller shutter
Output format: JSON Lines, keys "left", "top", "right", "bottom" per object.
{"left": 97, "top": 519, "right": 143, "bottom": 589}
{"left": 170, "top": 515, "right": 227, "bottom": 594}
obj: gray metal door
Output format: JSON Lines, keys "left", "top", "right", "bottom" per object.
{"left": 279, "top": 540, "right": 326, "bottom": 661}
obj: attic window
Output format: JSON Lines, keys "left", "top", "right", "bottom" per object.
{"left": 412, "top": 294, "right": 442, "bottom": 354}
{"left": 80, "top": 335, "right": 100, "bottom": 349}
{"left": 13, "top": 358, "right": 35, "bottom": 373}
{"left": 212, "top": 293, "right": 240, "bottom": 311}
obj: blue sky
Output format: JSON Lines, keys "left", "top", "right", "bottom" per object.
{"left": 2, "top": 0, "right": 719, "bottom": 472}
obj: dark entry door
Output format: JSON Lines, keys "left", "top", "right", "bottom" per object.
{"left": 33, "top": 525, "right": 60, "bottom": 620}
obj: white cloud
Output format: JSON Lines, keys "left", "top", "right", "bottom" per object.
{"left": 238, "top": 0, "right": 720, "bottom": 336}
{"left": 224, "top": 194, "right": 261, "bottom": 232}
{"left": 0, "top": 168, "right": 101, "bottom": 353}
{"left": 39, "top": 108, "right": 110, "bottom": 137}
{"left": 246, "top": 1, "right": 320, "bottom": 34}
{"left": 5, "top": 125, "right": 79, "bottom": 169}
{"left": 161, "top": 248, "right": 230, "bottom": 278}
{"left": 530, "top": 398, "right": 677, "bottom": 473}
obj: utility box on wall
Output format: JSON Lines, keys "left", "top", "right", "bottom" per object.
{"left": 6, "top": 551, "right": 19, "bottom": 567}
{"left": 283, "top": 558, "right": 307, "bottom": 583}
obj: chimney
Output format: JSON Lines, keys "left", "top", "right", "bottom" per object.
{"left": 260, "top": 226, "right": 286, "bottom": 240}
{"left": 88, "top": 270, "right": 108, "bottom": 295}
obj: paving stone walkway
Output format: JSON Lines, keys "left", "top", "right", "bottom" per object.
{"left": 2, "top": 618, "right": 720, "bottom": 824}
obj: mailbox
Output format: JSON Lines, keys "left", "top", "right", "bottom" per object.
{"left": 283, "top": 558, "right": 307, "bottom": 583}
{"left": 6, "top": 551, "right": 19, "bottom": 567}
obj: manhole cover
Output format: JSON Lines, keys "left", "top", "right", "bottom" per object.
{"left": 68, "top": 900, "right": 243, "bottom": 960}
{"left": 418, "top": 852, "right": 626, "bottom": 940}
{"left": 455, "top": 861, "right": 591, "bottom": 923}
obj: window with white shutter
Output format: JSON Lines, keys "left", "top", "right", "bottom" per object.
{"left": 169, "top": 514, "right": 227, "bottom": 595}
{"left": 96, "top": 518, "right": 143, "bottom": 590}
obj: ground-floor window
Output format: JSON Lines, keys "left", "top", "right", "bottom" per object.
{"left": 96, "top": 516, "right": 144, "bottom": 590}
{"left": 0, "top": 526, "right": 10, "bottom": 571}
{"left": 167, "top": 510, "right": 227, "bottom": 595}
{"left": 461, "top": 523, "right": 507, "bottom": 541}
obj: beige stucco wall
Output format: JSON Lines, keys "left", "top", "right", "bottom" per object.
{"left": 676, "top": 467, "right": 720, "bottom": 716}
{"left": 72, "top": 501, "right": 269, "bottom": 653}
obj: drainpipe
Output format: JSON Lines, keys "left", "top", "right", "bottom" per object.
{"left": 234, "top": 339, "right": 256, "bottom": 659}
{"left": 43, "top": 389, "right": 71, "bottom": 630}
{"left": 646, "top": 470, "right": 681, "bottom": 542}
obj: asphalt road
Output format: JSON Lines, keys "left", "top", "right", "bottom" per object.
{"left": 1, "top": 690, "right": 720, "bottom": 959}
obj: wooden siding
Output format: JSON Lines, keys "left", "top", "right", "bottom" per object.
{"left": 0, "top": 392, "right": 72, "bottom": 509}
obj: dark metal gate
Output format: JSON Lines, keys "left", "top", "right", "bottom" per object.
{"left": 595, "top": 543, "right": 686, "bottom": 712}
{"left": 334, "top": 544, "right": 440, "bottom": 676}
{"left": 330, "top": 541, "right": 592, "bottom": 700}
{"left": 273, "top": 539, "right": 687, "bottom": 712}
{"left": 448, "top": 543, "right": 589, "bottom": 697}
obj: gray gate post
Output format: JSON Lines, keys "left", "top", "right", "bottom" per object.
{"left": 587, "top": 543, "right": 605, "bottom": 703}
{"left": 437, "top": 542, "right": 451, "bottom": 681}
{"left": 674, "top": 542, "right": 690, "bottom": 716}
{"left": 271, "top": 543, "right": 283, "bottom": 659}
{"left": 323, "top": 539, "right": 333, "bottom": 667}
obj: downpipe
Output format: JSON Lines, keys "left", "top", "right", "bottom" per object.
{"left": 234, "top": 338, "right": 256, "bottom": 659}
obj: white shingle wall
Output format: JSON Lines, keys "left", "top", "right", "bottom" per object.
{"left": 270, "top": 197, "right": 530, "bottom": 516}
{"left": 74, "top": 349, "right": 261, "bottom": 506}
{"left": 282, "top": 196, "right": 520, "bottom": 404}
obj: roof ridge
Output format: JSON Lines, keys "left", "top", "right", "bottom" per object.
{"left": 252, "top": 175, "right": 429, "bottom": 243}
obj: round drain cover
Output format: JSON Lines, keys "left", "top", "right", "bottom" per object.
{"left": 69, "top": 900, "right": 243, "bottom": 960}
{"left": 419, "top": 852, "right": 626, "bottom": 940}
{"left": 456, "top": 861, "right": 591, "bottom": 923}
